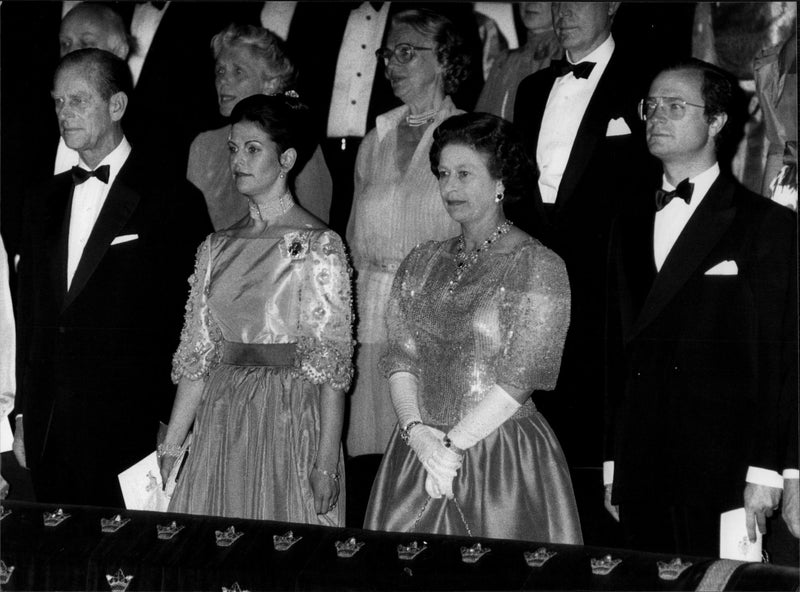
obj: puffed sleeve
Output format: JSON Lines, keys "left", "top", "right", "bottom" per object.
{"left": 496, "top": 242, "right": 571, "bottom": 393}
{"left": 379, "top": 241, "right": 433, "bottom": 378}
{"left": 171, "top": 235, "right": 223, "bottom": 384}
{"left": 295, "top": 230, "right": 354, "bottom": 391}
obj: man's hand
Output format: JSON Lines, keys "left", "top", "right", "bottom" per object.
{"left": 604, "top": 484, "right": 619, "bottom": 522}
{"left": 744, "top": 482, "right": 782, "bottom": 542}
{"left": 12, "top": 416, "right": 26, "bottom": 469}
{"left": 781, "top": 478, "right": 799, "bottom": 538}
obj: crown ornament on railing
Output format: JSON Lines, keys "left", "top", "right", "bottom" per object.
{"left": 657, "top": 557, "right": 693, "bottom": 580}
{"left": 335, "top": 537, "right": 365, "bottom": 558}
{"left": 105, "top": 569, "right": 133, "bottom": 592}
{"left": 215, "top": 526, "right": 244, "bottom": 547}
{"left": 43, "top": 508, "right": 71, "bottom": 527}
{"left": 0, "top": 505, "right": 11, "bottom": 521}
{"left": 221, "top": 582, "right": 249, "bottom": 592}
{"left": 590, "top": 554, "right": 622, "bottom": 575}
{"left": 156, "top": 521, "right": 184, "bottom": 540}
{"left": 273, "top": 530, "right": 302, "bottom": 551}
{"left": 101, "top": 514, "right": 131, "bottom": 533}
{"left": 461, "top": 542, "right": 491, "bottom": 564}
{"left": 397, "top": 540, "right": 428, "bottom": 560}
{"left": 0, "top": 560, "right": 15, "bottom": 585}
{"left": 524, "top": 547, "right": 557, "bottom": 567}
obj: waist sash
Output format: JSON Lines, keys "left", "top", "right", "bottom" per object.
{"left": 221, "top": 341, "right": 297, "bottom": 367}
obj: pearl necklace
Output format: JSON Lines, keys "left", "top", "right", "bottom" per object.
{"left": 248, "top": 191, "right": 294, "bottom": 222}
{"left": 405, "top": 109, "right": 437, "bottom": 127}
{"left": 448, "top": 220, "right": 513, "bottom": 293}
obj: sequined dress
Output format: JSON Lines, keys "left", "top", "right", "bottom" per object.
{"left": 169, "top": 229, "right": 353, "bottom": 525}
{"left": 364, "top": 236, "right": 582, "bottom": 543}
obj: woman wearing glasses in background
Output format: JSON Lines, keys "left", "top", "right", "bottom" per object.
{"left": 344, "top": 9, "right": 470, "bottom": 458}
{"left": 187, "top": 23, "right": 332, "bottom": 230}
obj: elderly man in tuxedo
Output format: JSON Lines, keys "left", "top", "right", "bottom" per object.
{"left": 603, "top": 59, "right": 798, "bottom": 556}
{"left": 510, "top": 3, "right": 655, "bottom": 531}
{"left": 13, "top": 49, "right": 211, "bottom": 508}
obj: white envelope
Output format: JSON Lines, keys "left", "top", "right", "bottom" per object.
{"left": 111, "top": 234, "right": 138, "bottom": 246}
{"left": 606, "top": 117, "right": 631, "bottom": 136}
{"left": 720, "top": 507, "right": 762, "bottom": 561}
{"left": 705, "top": 260, "right": 738, "bottom": 276}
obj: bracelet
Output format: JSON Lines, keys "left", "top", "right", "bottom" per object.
{"left": 400, "top": 420, "right": 423, "bottom": 444}
{"left": 443, "top": 435, "right": 465, "bottom": 455}
{"left": 156, "top": 443, "right": 183, "bottom": 459}
{"left": 313, "top": 465, "right": 340, "bottom": 482}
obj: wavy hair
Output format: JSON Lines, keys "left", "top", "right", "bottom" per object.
{"left": 429, "top": 112, "right": 536, "bottom": 205}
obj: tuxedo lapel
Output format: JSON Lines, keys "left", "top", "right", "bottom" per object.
{"left": 48, "top": 176, "right": 75, "bottom": 310}
{"left": 618, "top": 205, "right": 657, "bottom": 340}
{"left": 628, "top": 177, "right": 737, "bottom": 341}
{"left": 63, "top": 176, "right": 140, "bottom": 310}
{"left": 554, "top": 50, "right": 622, "bottom": 213}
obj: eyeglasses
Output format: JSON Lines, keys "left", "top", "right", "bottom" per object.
{"left": 638, "top": 96, "right": 706, "bottom": 121}
{"left": 375, "top": 43, "right": 433, "bottom": 65}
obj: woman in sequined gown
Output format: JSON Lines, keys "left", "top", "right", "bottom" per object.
{"left": 345, "top": 9, "right": 469, "bottom": 456}
{"left": 364, "top": 113, "right": 582, "bottom": 543}
{"left": 160, "top": 95, "right": 353, "bottom": 525}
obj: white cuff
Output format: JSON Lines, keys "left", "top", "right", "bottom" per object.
{"left": 603, "top": 461, "right": 614, "bottom": 486}
{"left": 746, "top": 466, "right": 784, "bottom": 488}
{"left": 14, "top": 413, "right": 22, "bottom": 420}
{"left": 782, "top": 469, "right": 799, "bottom": 480}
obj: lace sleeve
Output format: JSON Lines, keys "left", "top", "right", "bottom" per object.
{"left": 295, "top": 230, "right": 355, "bottom": 391}
{"left": 379, "top": 242, "right": 432, "bottom": 378}
{"left": 496, "top": 243, "right": 571, "bottom": 393}
{"left": 171, "top": 235, "right": 223, "bottom": 384}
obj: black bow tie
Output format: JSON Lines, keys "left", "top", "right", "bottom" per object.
{"left": 71, "top": 165, "right": 110, "bottom": 185}
{"left": 552, "top": 58, "right": 596, "bottom": 79}
{"left": 655, "top": 178, "right": 694, "bottom": 211}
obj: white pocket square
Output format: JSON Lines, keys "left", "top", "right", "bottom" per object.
{"left": 606, "top": 117, "right": 631, "bottom": 136}
{"left": 111, "top": 234, "right": 138, "bottom": 246}
{"left": 704, "top": 260, "right": 738, "bottom": 275}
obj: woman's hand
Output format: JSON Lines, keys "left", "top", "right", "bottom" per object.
{"left": 408, "top": 425, "right": 447, "bottom": 465}
{"left": 159, "top": 455, "right": 178, "bottom": 490}
{"left": 310, "top": 466, "right": 340, "bottom": 515}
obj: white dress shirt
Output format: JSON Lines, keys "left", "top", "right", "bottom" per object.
{"left": 604, "top": 161, "right": 793, "bottom": 489}
{"left": 54, "top": 136, "right": 80, "bottom": 175}
{"left": 536, "top": 34, "right": 615, "bottom": 204}
{"left": 653, "top": 162, "right": 719, "bottom": 271}
{"left": 128, "top": 1, "right": 170, "bottom": 87}
{"left": 327, "top": 2, "right": 390, "bottom": 138}
{"left": 67, "top": 137, "right": 132, "bottom": 289}
{"left": 260, "top": 1, "right": 297, "bottom": 41}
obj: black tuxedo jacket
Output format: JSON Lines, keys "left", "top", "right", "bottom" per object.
{"left": 605, "top": 174, "right": 798, "bottom": 508}
{"left": 16, "top": 150, "right": 212, "bottom": 506}
{"left": 121, "top": 2, "right": 246, "bottom": 175}
{"left": 509, "top": 44, "right": 655, "bottom": 466}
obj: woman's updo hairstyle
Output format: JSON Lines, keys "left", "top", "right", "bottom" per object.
{"left": 391, "top": 9, "right": 471, "bottom": 96}
{"left": 429, "top": 112, "right": 535, "bottom": 205}
{"left": 229, "top": 93, "right": 315, "bottom": 177}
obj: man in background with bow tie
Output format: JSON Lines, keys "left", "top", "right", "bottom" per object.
{"left": 603, "top": 59, "right": 797, "bottom": 557}
{"left": 510, "top": 2, "right": 656, "bottom": 545}
{"left": 13, "top": 49, "right": 211, "bottom": 508}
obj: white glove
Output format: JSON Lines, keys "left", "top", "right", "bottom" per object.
{"left": 447, "top": 384, "right": 521, "bottom": 450}
{"left": 389, "top": 372, "right": 422, "bottom": 431}
{"left": 423, "top": 446, "right": 462, "bottom": 499}
{"left": 408, "top": 424, "right": 446, "bottom": 465}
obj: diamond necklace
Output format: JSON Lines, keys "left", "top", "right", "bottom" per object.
{"left": 447, "top": 220, "right": 513, "bottom": 293}
{"left": 248, "top": 191, "right": 294, "bottom": 222}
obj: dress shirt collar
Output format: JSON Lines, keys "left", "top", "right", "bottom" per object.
{"left": 566, "top": 33, "right": 614, "bottom": 72}
{"left": 375, "top": 95, "right": 456, "bottom": 141}
{"left": 661, "top": 161, "right": 720, "bottom": 211}
{"left": 77, "top": 136, "right": 132, "bottom": 189}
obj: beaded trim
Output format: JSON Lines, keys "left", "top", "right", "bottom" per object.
{"left": 447, "top": 220, "right": 513, "bottom": 293}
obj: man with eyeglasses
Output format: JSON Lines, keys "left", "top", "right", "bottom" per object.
{"left": 508, "top": 3, "right": 655, "bottom": 544}
{"left": 603, "top": 58, "right": 798, "bottom": 557}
